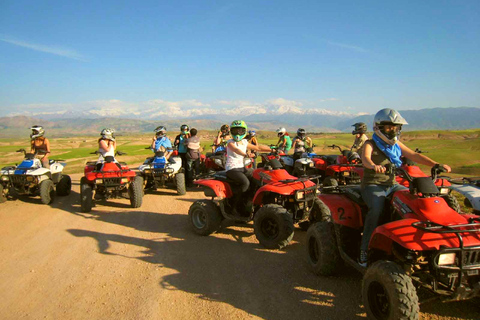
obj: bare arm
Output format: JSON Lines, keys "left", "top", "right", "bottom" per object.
{"left": 247, "top": 142, "right": 271, "bottom": 152}
{"left": 398, "top": 141, "right": 451, "bottom": 172}
{"left": 361, "top": 141, "right": 386, "bottom": 173}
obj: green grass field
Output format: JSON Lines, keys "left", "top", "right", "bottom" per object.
{"left": 1, "top": 129, "right": 479, "bottom": 176}
{"left": 1, "top": 129, "right": 479, "bottom": 213}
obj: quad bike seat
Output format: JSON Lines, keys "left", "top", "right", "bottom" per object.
{"left": 344, "top": 186, "right": 366, "bottom": 206}
{"left": 324, "top": 155, "right": 338, "bottom": 166}
{"left": 213, "top": 171, "right": 242, "bottom": 185}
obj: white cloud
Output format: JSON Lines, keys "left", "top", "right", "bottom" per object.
{"left": 0, "top": 36, "right": 87, "bottom": 61}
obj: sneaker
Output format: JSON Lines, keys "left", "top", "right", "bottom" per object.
{"left": 359, "top": 250, "right": 367, "bottom": 267}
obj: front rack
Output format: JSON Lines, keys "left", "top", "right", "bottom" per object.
{"left": 411, "top": 219, "right": 480, "bottom": 288}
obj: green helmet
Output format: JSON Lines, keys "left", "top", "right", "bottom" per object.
{"left": 230, "top": 120, "right": 247, "bottom": 142}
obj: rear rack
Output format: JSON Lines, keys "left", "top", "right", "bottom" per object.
{"left": 411, "top": 219, "right": 480, "bottom": 289}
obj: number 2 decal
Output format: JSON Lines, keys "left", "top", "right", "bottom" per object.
{"left": 338, "top": 207, "right": 346, "bottom": 220}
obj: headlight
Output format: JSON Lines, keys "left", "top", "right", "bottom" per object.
{"left": 439, "top": 187, "right": 449, "bottom": 195}
{"left": 121, "top": 178, "right": 129, "bottom": 183}
{"left": 26, "top": 176, "right": 34, "bottom": 182}
{"left": 438, "top": 253, "right": 456, "bottom": 266}
{"left": 1, "top": 176, "right": 9, "bottom": 181}
{"left": 295, "top": 191, "right": 305, "bottom": 200}
{"left": 96, "top": 179, "right": 103, "bottom": 184}
{"left": 308, "top": 162, "right": 314, "bottom": 167}
{"left": 343, "top": 171, "right": 350, "bottom": 176}
{"left": 166, "top": 168, "right": 174, "bottom": 173}
{"left": 144, "top": 169, "right": 152, "bottom": 174}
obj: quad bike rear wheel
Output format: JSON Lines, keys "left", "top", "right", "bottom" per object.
{"left": 129, "top": 176, "right": 143, "bottom": 208}
{"left": 39, "top": 179, "right": 55, "bottom": 205}
{"left": 306, "top": 221, "right": 340, "bottom": 276}
{"left": 254, "top": 204, "right": 294, "bottom": 249}
{"left": 189, "top": 200, "right": 223, "bottom": 236}
{"left": 363, "top": 260, "right": 419, "bottom": 320}
{"left": 80, "top": 177, "right": 93, "bottom": 213}
{"left": 56, "top": 174, "right": 72, "bottom": 196}
{"left": 175, "top": 172, "right": 186, "bottom": 195}
{"left": 0, "top": 184, "right": 7, "bottom": 203}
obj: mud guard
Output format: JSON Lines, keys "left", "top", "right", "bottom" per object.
{"left": 317, "top": 194, "right": 363, "bottom": 229}
{"left": 252, "top": 179, "right": 316, "bottom": 205}
{"left": 195, "top": 179, "right": 233, "bottom": 198}
{"left": 369, "top": 218, "right": 480, "bottom": 253}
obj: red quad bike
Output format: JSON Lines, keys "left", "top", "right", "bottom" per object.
{"left": 398, "top": 148, "right": 461, "bottom": 213}
{"left": 305, "top": 164, "right": 480, "bottom": 320}
{"left": 80, "top": 151, "right": 143, "bottom": 213}
{"left": 188, "top": 158, "right": 323, "bottom": 249}
{"left": 319, "top": 144, "right": 363, "bottom": 187}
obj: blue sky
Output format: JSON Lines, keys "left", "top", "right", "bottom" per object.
{"left": 0, "top": 0, "right": 479, "bottom": 117}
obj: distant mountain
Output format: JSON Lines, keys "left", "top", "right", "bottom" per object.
{"left": 336, "top": 107, "right": 480, "bottom": 132}
{"left": 1, "top": 107, "right": 478, "bottom": 138}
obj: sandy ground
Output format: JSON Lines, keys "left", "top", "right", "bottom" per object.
{"left": 0, "top": 173, "right": 479, "bottom": 320}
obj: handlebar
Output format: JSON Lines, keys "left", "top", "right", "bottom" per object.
{"left": 328, "top": 144, "right": 343, "bottom": 152}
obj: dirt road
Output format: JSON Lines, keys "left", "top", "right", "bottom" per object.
{"left": 0, "top": 174, "right": 478, "bottom": 320}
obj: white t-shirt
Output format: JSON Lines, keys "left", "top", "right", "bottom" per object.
{"left": 98, "top": 144, "right": 115, "bottom": 160}
{"left": 225, "top": 139, "right": 248, "bottom": 171}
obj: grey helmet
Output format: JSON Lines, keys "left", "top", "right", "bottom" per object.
{"left": 154, "top": 126, "right": 167, "bottom": 137}
{"left": 100, "top": 128, "right": 116, "bottom": 141}
{"left": 352, "top": 122, "right": 367, "bottom": 135}
{"left": 30, "top": 125, "right": 45, "bottom": 139}
{"left": 276, "top": 127, "right": 286, "bottom": 137}
{"left": 373, "top": 108, "right": 408, "bottom": 145}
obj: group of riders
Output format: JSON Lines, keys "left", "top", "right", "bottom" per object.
{"left": 28, "top": 108, "right": 450, "bottom": 265}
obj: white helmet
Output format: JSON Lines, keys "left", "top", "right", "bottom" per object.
{"left": 100, "top": 128, "right": 116, "bottom": 141}
{"left": 276, "top": 127, "right": 286, "bottom": 137}
{"left": 30, "top": 125, "right": 45, "bottom": 139}
{"left": 154, "top": 126, "right": 167, "bottom": 137}
{"left": 373, "top": 108, "right": 408, "bottom": 145}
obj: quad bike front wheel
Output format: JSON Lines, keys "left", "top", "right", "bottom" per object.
{"left": 322, "top": 176, "right": 338, "bottom": 187}
{"left": 39, "top": 179, "right": 55, "bottom": 205}
{"left": 306, "top": 221, "right": 341, "bottom": 276}
{"left": 129, "top": 176, "right": 144, "bottom": 208}
{"left": 443, "top": 193, "right": 461, "bottom": 213}
{"left": 363, "top": 260, "right": 419, "bottom": 320}
{"left": 188, "top": 200, "right": 223, "bottom": 236}
{"left": 254, "top": 204, "right": 294, "bottom": 249}
{"left": 80, "top": 177, "right": 93, "bottom": 213}
{"left": 56, "top": 174, "right": 72, "bottom": 196}
{"left": 175, "top": 172, "right": 186, "bottom": 195}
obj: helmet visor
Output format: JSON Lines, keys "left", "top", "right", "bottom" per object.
{"left": 230, "top": 127, "right": 246, "bottom": 136}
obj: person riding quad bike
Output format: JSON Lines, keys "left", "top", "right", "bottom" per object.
{"left": 152, "top": 126, "right": 173, "bottom": 160}
{"left": 246, "top": 130, "right": 258, "bottom": 168}
{"left": 291, "top": 128, "right": 313, "bottom": 161}
{"left": 351, "top": 122, "right": 368, "bottom": 154}
{"left": 276, "top": 127, "right": 292, "bottom": 154}
{"left": 225, "top": 120, "right": 271, "bottom": 215}
{"left": 213, "top": 124, "right": 231, "bottom": 153}
{"left": 30, "top": 125, "right": 51, "bottom": 169}
{"left": 359, "top": 108, "right": 451, "bottom": 266}
{"left": 174, "top": 124, "right": 190, "bottom": 173}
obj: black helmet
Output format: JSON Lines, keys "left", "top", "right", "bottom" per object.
{"left": 352, "top": 122, "right": 367, "bottom": 135}
{"left": 220, "top": 124, "right": 230, "bottom": 134}
{"left": 297, "top": 128, "right": 306, "bottom": 139}
{"left": 180, "top": 124, "right": 189, "bottom": 132}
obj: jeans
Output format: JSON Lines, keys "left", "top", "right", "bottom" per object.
{"left": 360, "top": 184, "right": 407, "bottom": 252}
{"left": 186, "top": 158, "right": 199, "bottom": 185}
